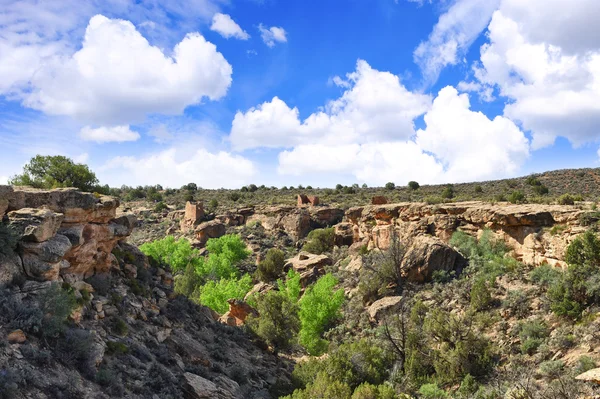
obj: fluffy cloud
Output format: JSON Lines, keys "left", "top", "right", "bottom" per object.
{"left": 79, "top": 125, "right": 140, "bottom": 143}
{"left": 413, "top": 0, "right": 500, "bottom": 84}
{"left": 233, "top": 60, "right": 529, "bottom": 185}
{"left": 101, "top": 148, "right": 256, "bottom": 188}
{"left": 230, "top": 60, "right": 431, "bottom": 150}
{"left": 0, "top": 176, "right": 8, "bottom": 185}
{"left": 10, "top": 15, "right": 232, "bottom": 125}
{"left": 210, "top": 13, "right": 250, "bottom": 40}
{"left": 473, "top": 0, "right": 600, "bottom": 149}
{"left": 416, "top": 86, "right": 529, "bottom": 181}
{"left": 258, "top": 24, "right": 287, "bottom": 47}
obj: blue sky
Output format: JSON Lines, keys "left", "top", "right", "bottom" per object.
{"left": 1, "top": 0, "right": 599, "bottom": 188}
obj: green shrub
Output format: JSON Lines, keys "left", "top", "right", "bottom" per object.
{"left": 303, "top": 228, "right": 335, "bottom": 255}
{"left": 385, "top": 182, "right": 395, "bottom": 190}
{"left": 517, "top": 319, "right": 549, "bottom": 355}
{"left": 256, "top": 248, "right": 286, "bottom": 282}
{"left": 284, "top": 372, "right": 352, "bottom": 399}
{"left": 278, "top": 270, "right": 302, "bottom": 302}
{"left": 441, "top": 185, "right": 454, "bottom": 199}
{"left": 419, "top": 383, "right": 449, "bottom": 399}
{"left": 558, "top": 193, "right": 575, "bottom": 205}
{"left": 474, "top": 185, "right": 483, "bottom": 193}
{"left": 470, "top": 278, "right": 492, "bottom": 311}
{"left": 248, "top": 290, "right": 300, "bottom": 351}
{"left": 154, "top": 201, "right": 168, "bottom": 212}
{"left": 529, "top": 264, "right": 562, "bottom": 287}
{"left": 174, "top": 263, "right": 202, "bottom": 297}
{"left": 508, "top": 191, "right": 525, "bottom": 204}
{"left": 502, "top": 290, "right": 530, "bottom": 318}
{"left": 574, "top": 356, "right": 597, "bottom": 375}
{"left": 351, "top": 383, "right": 396, "bottom": 399}
{"left": 538, "top": 360, "right": 564, "bottom": 379}
{"left": 111, "top": 317, "right": 129, "bottom": 336}
{"left": 198, "top": 274, "right": 253, "bottom": 314}
{"left": 197, "top": 235, "right": 250, "bottom": 280}
{"left": 298, "top": 274, "right": 344, "bottom": 355}
{"left": 292, "top": 339, "right": 392, "bottom": 392}
{"left": 547, "top": 230, "right": 600, "bottom": 319}
{"left": 106, "top": 341, "right": 129, "bottom": 355}
{"left": 55, "top": 328, "right": 96, "bottom": 377}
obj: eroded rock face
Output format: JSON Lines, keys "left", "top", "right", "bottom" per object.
{"left": 183, "top": 372, "right": 241, "bottom": 399}
{"left": 0, "top": 186, "right": 135, "bottom": 284}
{"left": 195, "top": 220, "right": 227, "bottom": 246}
{"left": 345, "top": 201, "right": 585, "bottom": 267}
{"left": 403, "top": 236, "right": 465, "bottom": 282}
{"left": 219, "top": 299, "right": 258, "bottom": 327}
{"left": 181, "top": 201, "right": 205, "bottom": 232}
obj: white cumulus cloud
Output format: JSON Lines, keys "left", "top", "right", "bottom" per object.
{"left": 79, "top": 125, "right": 141, "bottom": 143}
{"left": 17, "top": 15, "right": 232, "bottom": 125}
{"left": 258, "top": 24, "right": 287, "bottom": 47}
{"left": 231, "top": 60, "right": 432, "bottom": 150}
{"left": 473, "top": 0, "right": 600, "bottom": 149}
{"left": 210, "top": 13, "right": 250, "bottom": 40}
{"left": 232, "top": 60, "right": 529, "bottom": 185}
{"left": 101, "top": 148, "right": 256, "bottom": 188}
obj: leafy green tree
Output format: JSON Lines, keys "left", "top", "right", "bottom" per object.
{"left": 198, "top": 275, "right": 253, "bottom": 314}
{"left": 384, "top": 182, "right": 395, "bottom": 190}
{"left": 256, "top": 248, "right": 286, "bottom": 282}
{"left": 298, "top": 274, "right": 345, "bottom": 355}
{"left": 278, "top": 270, "right": 302, "bottom": 302}
{"left": 408, "top": 181, "right": 420, "bottom": 190}
{"left": 303, "top": 228, "right": 335, "bottom": 255}
{"left": 198, "top": 235, "right": 250, "bottom": 280}
{"left": 10, "top": 155, "right": 100, "bottom": 192}
{"left": 140, "top": 236, "right": 201, "bottom": 273}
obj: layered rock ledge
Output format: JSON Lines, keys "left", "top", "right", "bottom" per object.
{"left": 1, "top": 186, "right": 136, "bottom": 284}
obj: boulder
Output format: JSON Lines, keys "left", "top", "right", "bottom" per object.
{"left": 7, "top": 208, "right": 64, "bottom": 242}
{"left": 7, "top": 329, "right": 26, "bottom": 344}
{"left": 219, "top": 299, "right": 258, "bottom": 327}
{"left": 285, "top": 252, "right": 332, "bottom": 273}
{"left": 183, "top": 372, "right": 241, "bottom": 399}
{"left": 367, "top": 296, "right": 403, "bottom": 322}
{"left": 0, "top": 252, "right": 24, "bottom": 286}
{"left": 195, "top": 220, "right": 226, "bottom": 246}
{"left": 576, "top": 367, "right": 600, "bottom": 384}
{"left": 20, "top": 235, "right": 72, "bottom": 281}
{"left": 402, "top": 236, "right": 465, "bottom": 282}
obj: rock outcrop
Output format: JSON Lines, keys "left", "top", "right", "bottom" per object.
{"left": 219, "top": 299, "right": 259, "bottom": 327}
{"left": 285, "top": 252, "right": 331, "bottom": 286}
{"left": 247, "top": 205, "right": 344, "bottom": 240}
{"left": 344, "top": 201, "right": 585, "bottom": 267}
{"left": 0, "top": 186, "right": 135, "bottom": 285}
{"left": 195, "top": 220, "right": 227, "bottom": 246}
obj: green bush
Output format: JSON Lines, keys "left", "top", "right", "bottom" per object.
{"left": 517, "top": 319, "right": 549, "bottom": 355}
{"left": 256, "top": 248, "right": 286, "bottom": 282}
{"left": 198, "top": 235, "right": 250, "bottom": 280}
{"left": 198, "top": 274, "right": 253, "bottom": 314}
{"left": 441, "top": 185, "right": 454, "bottom": 199}
{"left": 470, "top": 278, "right": 492, "bottom": 311}
{"left": 303, "top": 228, "right": 335, "bottom": 255}
{"left": 558, "top": 193, "right": 576, "bottom": 205}
{"left": 284, "top": 372, "right": 352, "bottom": 399}
{"left": 419, "top": 383, "right": 449, "bottom": 399}
{"left": 111, "top": 317, "right": 129, "bottom": 336}
{"left": 502, "top": 290, "right": 530, "bottom": 318}
{"left": 298, "top": 273, "right": 344, "bottom": 355}
{"left": 529, "top": 264, "right": 562, "bottom": 287}
{"left": 508, "top": 191, "right": 525, "bottom": 204}
{"left": 547, "top": 230, "right": 600, "bottom": 319}
{"left": 292, "top": 340, "right": 392, "bottom": 393}
{"left": 154, "top": 201, "right": 168, "bottom": 212}
{"left": 385, "top": 182, "right": 395, "bottom": 190}
{"left": 248, "top": 290, "right": 300, "bottom": 351}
